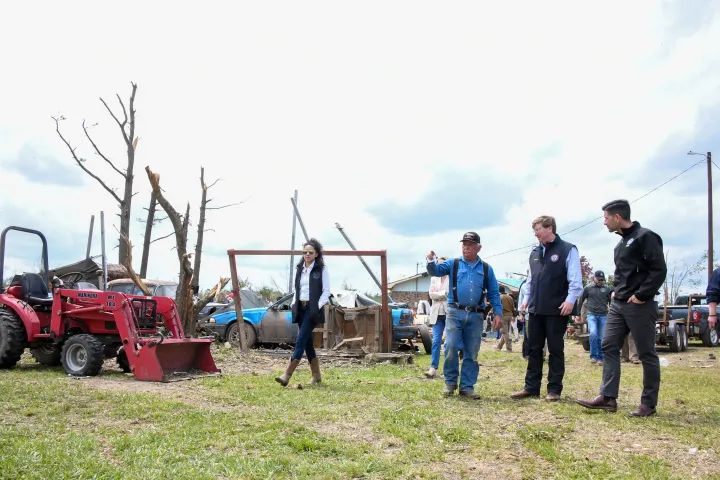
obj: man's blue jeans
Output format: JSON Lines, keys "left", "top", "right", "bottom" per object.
{"left": 443, "top": 307, "right": 484, "bottom": 392}
{"left": 587, "top": 314, "right": 607, "bottom": 361}
{"left": 431, "top": 315, "right": 464, "bottom": 369}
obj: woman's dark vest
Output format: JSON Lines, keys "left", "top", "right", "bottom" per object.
{"left": 528, "top": 235, "right": 575, "bottom": 316}
{"left": 291, "top": 262, "right": 326, "bottom": 324}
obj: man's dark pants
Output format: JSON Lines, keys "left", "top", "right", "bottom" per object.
{"left": 600, "top": 300, "right": 660, "bottom": 407}
{"left": 524, "top": 314, "right": 566, "bottom": 395}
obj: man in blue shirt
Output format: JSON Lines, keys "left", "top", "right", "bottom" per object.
{"left": 427, "top": 231, "right": 503, "bottom": 400}
{"left": 511, "top": 216, "right": 583, "bottom": 402}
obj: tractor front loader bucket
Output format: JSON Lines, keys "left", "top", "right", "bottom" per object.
{"left": 128, "top": 337, "right": 221, "bottom": 382}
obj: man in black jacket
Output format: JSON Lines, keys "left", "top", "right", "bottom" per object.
{"left": 579, "top": 270, "right": 613, "bottom": 365}
{"left": 576, "top": 200, "right": 667, "bottom": 417}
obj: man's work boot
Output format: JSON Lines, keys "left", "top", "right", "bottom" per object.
{"left": 510, "top": 389, "right": 539, "bottom": 399}
{"left": 442, "top": 384, "right": 456, "bottom": 396}
{"left": 459, "top": 390, "right": 481, "bottom": 400}
{"left": 424, "top": 367, "right": 437, "bottom": 379}
{"left": 275, "top": 359, "right": 301, "bottom": 387}
{"left": 629, "top": 404, "right": 657, "bottom": 417}
{"left": 575, "top": 395, "right": 617, "bottom": 412}
{"left": 309, "top": 358, "right": 321, "bottom": 385}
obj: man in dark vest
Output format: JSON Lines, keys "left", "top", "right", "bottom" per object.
{"left": 511, "top": 215, "right": 583, "bottom": 401}
{"left": 576, "top": 199, "right": 667, "bottom": 417}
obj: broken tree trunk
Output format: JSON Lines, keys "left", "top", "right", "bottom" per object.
{"left": 192, "top": 167, "right": 208, "bottom": 293}
{"left": 145, "top": 166, "right": 195, "bottom": 335}
{"left": 139, "top": 191, "right": 157, "bottom": 279}
{"left": 118, "top": 231, "right": 151, "bottom": 296}
{"left": 193, "top": 277, "right": 230, "bottom": 317}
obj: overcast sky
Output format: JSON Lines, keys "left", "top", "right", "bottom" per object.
{"left": 1, "top": 1, "right": 719, "bottom": 296}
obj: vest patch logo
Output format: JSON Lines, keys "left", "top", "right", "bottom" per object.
{"left": 312, "top": 271, "right": 321, "bottom": 279}
{"left": 550, "top": 254, "right": 559, "bottom": 262}
{"left": 626, "top": 238, "right": 634, "bottom": 246}
{"left": 601, "top": 288, "right": 606, "bottom": 292}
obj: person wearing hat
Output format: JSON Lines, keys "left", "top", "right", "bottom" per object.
{"left": 576, "top": 199, "right": 666, "bottom": 417}
{"left": 578, "top": 270, "right": 614, "bottom": 365}
{"left": 496, "top": 285, "right": 518, "bottom": 352}
{"left": 426, "top": 231, "right": 503, "bottom": 399}
{"left": 511, "top": 215, "right": 583, "bottom": 402}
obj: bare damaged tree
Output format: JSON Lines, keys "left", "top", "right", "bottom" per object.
{"left": 53, "top": 82, "right": 139, "bottom": 265}
{"left": 663, "top": 251, "right": 704, "bottom": 305}
{"left": 139, "top": 192, "right": 158, "bottom": 278}
{"left": 192, "top": 167, "right": 244, "bottom": 293}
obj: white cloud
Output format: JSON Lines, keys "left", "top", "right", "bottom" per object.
{"left": 1, "top": 1, "right": 720, "bottom": 296}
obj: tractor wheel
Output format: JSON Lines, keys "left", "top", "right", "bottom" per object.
{"left": 419, "top": 324, "right": 432, "bottom": 355}
{"left": 30, "top": 344, "right": 62, "bottom": 366}
{"left": 0, "top": 309, "right": 27, "bottom": 369}
{"left": 61, "top": 334, "right": 105, "bottom": 377}
{"left": 116, "top": 347, "right": 131, "bottom": 373}
{"left": 701, "top": 324, "right": 719, "bottom": 347}
{"left": 227, "top": 322, "right": 257, "bottom": 349}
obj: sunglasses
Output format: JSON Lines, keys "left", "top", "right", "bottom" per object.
{"left": 303, "top": 250, "right": 316, "bottom": 255}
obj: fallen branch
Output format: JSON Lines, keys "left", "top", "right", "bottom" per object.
{"left": 193, "top": 277, "right": 230, "bottom": 316}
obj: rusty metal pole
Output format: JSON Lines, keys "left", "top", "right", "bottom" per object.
{"left": 228, "top": 252, "right": 248, "bottom": 352}
{"left": 288, "top": 190, "right": 298, "bottom": 293}
{"left": 290, "top": 197, "right": 309, "bottom": 243}
{"left": 85, "top": 215, "right": 94, "bottom": 259}
{"left": 380, "top": 250, "right": 390, "bottom": 352}
{"left": 708, "top": 152, "right": 714, "bottom": 283}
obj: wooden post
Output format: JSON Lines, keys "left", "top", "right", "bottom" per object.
{"left": 228, "top": 252, "right": 248, "bottom": 352}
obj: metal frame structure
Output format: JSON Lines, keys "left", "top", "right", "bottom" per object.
{"left": 227, "top": 249, "right": 390, "bottom": 353}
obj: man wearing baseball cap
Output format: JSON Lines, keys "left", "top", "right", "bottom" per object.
{"left": 578, "top": 270, "right": 614, "bottom": 365}
{"left": 426, "top": 231, "right": 503, "bottom": 400}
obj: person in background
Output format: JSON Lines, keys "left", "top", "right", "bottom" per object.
{"left": 496, "top": 286, "right": 518, "bottom": 352}
{"left": 706, "top": 266, "right": 720, "bottom": 330}
{"left": 275, "top": 238, "right": 331, "bottom": 387}
{"left": 579, "top": 270, "right": 614, "bottom": 366}
{"left": 425, "top": 256, "right": 451, "bottom": 379}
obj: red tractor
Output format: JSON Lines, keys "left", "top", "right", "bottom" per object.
{"left": 0, "top": 226, "right": 220, "bottom": 382}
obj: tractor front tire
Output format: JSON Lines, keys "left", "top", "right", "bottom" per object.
{"left": 30, "top": 344, "right": 62, "bottom": 366}
{"left": 61, "top": 334, "right": 105, "bottom": 377}
{"left": 0, "top": 309, "right": 26, "bottom": 369}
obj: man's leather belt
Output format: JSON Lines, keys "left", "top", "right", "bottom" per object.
{"left": 299, "top": 300, "right": 309, "bottom": 306}
{"left": 450, "top": 303, "right": 483, "bottom": 312}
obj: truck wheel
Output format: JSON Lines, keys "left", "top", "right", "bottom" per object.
{"left": 419, "top": 324, "right": 432, "bottom": 355}
{"left": 670, "top": 326, "right": 682, "bottom": 352}
{"left": 675, "top": 325, "right": 688, "bottom": 352}
{"left": 30, "top": 344, "right": 62, "bottom": 366}
{"left": 581, "top": 338, "right": 590, "bottom": 352}
{"left": 116, "top": 347, "right": 131, "bottom": 373}
{"left": 701, "top": 324, "right": 719, "bottom": 347}
{"left": 61, "top": 334, "right": 105, "bottom": 377}
{"left": 227, "top": 322, "right": 257, "bottom": 348}
{"left": 0, "top": 309, "right": 26, "bottom": 369}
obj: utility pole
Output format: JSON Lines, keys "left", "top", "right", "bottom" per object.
{"left": 335, "top": 222, "right": 393, "bottom": 303}
{"left": 708, "top": 151, "right": 713, "bottom": 282}
{"left": 689, "top": 151, "right": 714, "bottom": 282}
{"left": 288, "top": 190, "right": 298, "bottom": 293}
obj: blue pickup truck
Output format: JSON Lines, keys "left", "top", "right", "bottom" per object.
{"left": 196, "top": 290, "right": 417, "bottom": 348}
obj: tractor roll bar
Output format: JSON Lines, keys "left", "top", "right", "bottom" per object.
{"left": 0, "top": 226, "right": 50, "bottom": 288}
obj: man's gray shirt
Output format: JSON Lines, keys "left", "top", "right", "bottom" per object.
{"left": 579, "top": 283, "right": 613, "bottom": 316}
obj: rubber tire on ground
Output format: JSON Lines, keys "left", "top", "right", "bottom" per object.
{"left": 419, "top": 324, "right": 432, "bottom": 355}
{"left": 30, "top": 344, "right": 62, "bottom": 366}
{"left": 670, "top": 326, "right": 682, "bottom": 353}
{"left": 61, "top": 334, "right": 105, "bottom": 377}
{"left": 581, "top": 338, "right": 590, "bottom": 352}
{"left": 116, "top": 347, "right": 131, "bottom": 373}
{"left": 227, "top": 322, "right": 257, "bottom": 348}
{"left": 678, "top": 324, "right": 688, "bottom": 352}
{"left": 0, "top": 309, "right": 26, "bottom": 369}
{"left": 701, "top": 324, "right": 720, "bottom": 347}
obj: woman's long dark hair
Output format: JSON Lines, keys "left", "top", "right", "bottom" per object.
{"left": 296, "top": 238, "right": 325, "bottom": 269}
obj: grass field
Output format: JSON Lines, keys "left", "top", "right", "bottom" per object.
{"left": 1, "top": 338, "right": 719, "bottom": 479}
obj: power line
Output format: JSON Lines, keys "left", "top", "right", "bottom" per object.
{"left": 484, "top": 159, "right": 706, "bottom": 259}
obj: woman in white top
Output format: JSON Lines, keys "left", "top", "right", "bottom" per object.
{"left": 425, "top": 256, "right": 451, "bottom": 379}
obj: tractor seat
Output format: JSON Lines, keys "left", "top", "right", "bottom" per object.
{"left": 10, "top": 273, "right": 53, "bottom": 307}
